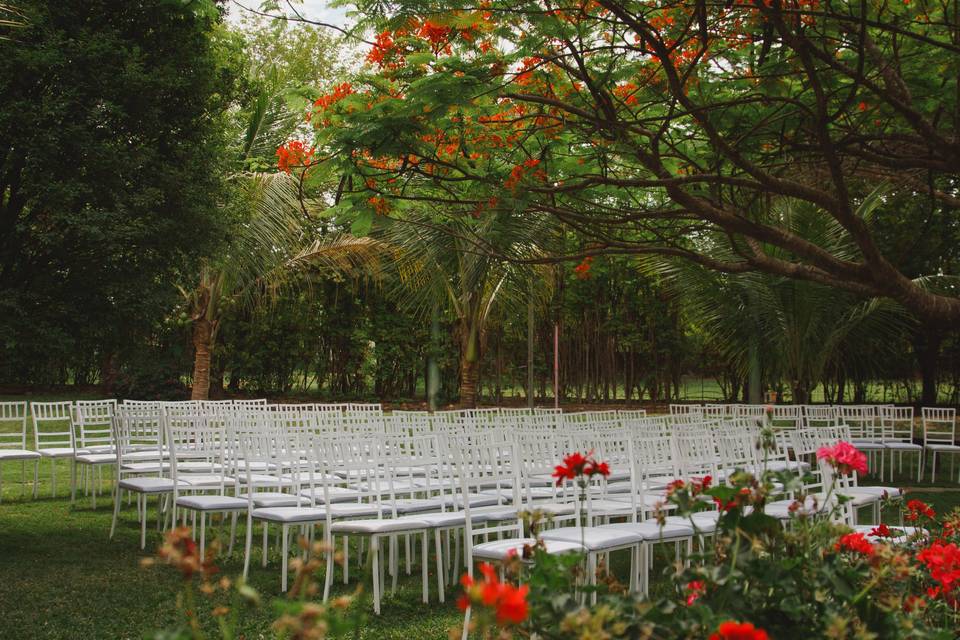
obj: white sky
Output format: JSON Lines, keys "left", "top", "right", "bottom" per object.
{"left": 226, "top": 0, "right": 351, "bottom": 29}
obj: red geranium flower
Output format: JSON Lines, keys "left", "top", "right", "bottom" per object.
{"left": 835, "top": 532, "right": 875, "bottom": 556}
{"left": 685, "top": 580, "right": 705, "bottom": 606}
{"left": 457, "top": 562, "right": 528, "bottom": 626}
{"left": 917, "top": 541, "right": 960, "bottom": 594}
{"left": 906, "top": 499, "right": 936, "bottom": 522}
{"left": 869, "top": 523, "right": 893, "bottom": 538}
{"left": 709, "top": 620, "right": 769, "bottom": 640}
{"left": 816, "top": 441, "right": 868, "bottom": 475}
{"left": 552, "top": 451, "right": 611, "bottom": 485}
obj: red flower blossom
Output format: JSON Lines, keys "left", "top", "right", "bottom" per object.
{"left": 709, "top": 620, "right": 769, "bottom": 640}
{"left": 835, "top": 532, "right": 875, "bottom": 556}
{"left": 869, "top": 523, "right": 893, "bottom": 538}
{"left": 276, "top": 140, "right": 315, "bottom": 174}
{"left": 573, "top": 256, "right": 594, "bottom": 279}
{"left": 552, "top": 451, "right": 611, "bottom": 485}
{"left": 457, "top": 562, "right": 528, "bottom": 625}
{"left": 917, "top": 541, "right": 960, "bottom": 594}
{"left": 816, "top": 441, "right": 868, "bottom": 475}
{"left": 685, "top": 580, "right": 705, "bottom": 606}
{"left": 906, "top": 499, "right": 936, "bottom": 522}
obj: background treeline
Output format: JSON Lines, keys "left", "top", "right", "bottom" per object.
{"left": 0, "top": 1, "right": 957, "bottom": 406}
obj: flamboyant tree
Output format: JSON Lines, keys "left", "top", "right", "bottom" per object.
{"left": 290, "top": 0, "right": 960, "bottom": 327}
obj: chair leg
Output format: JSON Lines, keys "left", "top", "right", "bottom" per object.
{"left": 141, "top": 493, "right": 148, "bottom": 549}
{"left": 109, "top": 487, "right": 122, "bottom": 539}
{"left": 421, "top": 532, "right": 429, "bottom": 604}
{"left": 262, "top": 522, "right": 269, "bottom": 568}
{"left": 33, "top": 460, "right": 39, "bottom": 499}
{"left": 243, "top": 514, "right": 254, "bottom": 579}
{"left": 228, "top": 511, "right": 238, "bottom": 556}
{"left": 199, "top": 512, "right": 206, "bottom": 559}
{"left": 371, "top": 536, "right": 381, "bottom": 615}
{"left": 434, "top": 528, "right": 445, "bottom": 603}
{"left": 343, "top": 536, "right": 350, "bottom": 584}
{"left": 51, "top": 458, "right": 57, "bottom": 497}
{"left": 323, "top": 534, "right": 335, "bottom": 602}
{"left": 281, "top": 523, "right": 289, "bottom": 592}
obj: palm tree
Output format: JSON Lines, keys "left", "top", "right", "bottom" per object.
{"left": 181, "top": 173, "right": 384, "bottom": 400}
{"left": 378, "top": 208, "right": 556, "bottom": 408}
{"left": 646, "top": 191, "right": 909, "bottom": 403}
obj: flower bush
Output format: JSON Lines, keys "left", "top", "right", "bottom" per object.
{"left": 462, "top": 440, "right": 960, "bottom": 639}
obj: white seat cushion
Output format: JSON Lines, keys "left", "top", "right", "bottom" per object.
{"left": 664, "top": 513, "right": 719, "bottom": 534}
{"left": 0, "top": 449, "right": 41, "bottom": 461}
{"left": 177, "top": 474, "right": 228, "bottom": 488}
{"left": 330, "top": 517, "right": 430, "bottom": 535}
{"left": 884, "top": 442, "right": 922, "bottom": 450}
{"left": 393, "top": 498, "right": 445, "bottom": 514}
{"left": 176, "top": 494, "right": 248, "bottom": 511}
{"left": 926, "top": 444, "right": 960, "bottom": 451}
{"left": 119, "top": 477, "right": 184, "bottom": 493}
{"left": 847, "top": 486, "right": 901, "bottom": 498}
{"left": 76, "top": 453, "right": 116, "bottom": 464}
{"left": 473, "top": 537, "right": 583, "bottom": 560}
{"left": 599, "top": 520, "right": 695, "bottom": 540}
{"left": 39, "top": 447, "right": 82, "bottom": 458}
{"left": 298, "top": 486, "right": 363, "bottom": 504}
{"left": 527, "top": 501, "right": 576, "bottom": 517}
{"left": 240, "top": 492, "right": 309, "bottom": 507}
{"left": 540, "top": 526, "right": 643, "bottom": 551}
{"left": 253, "top": 506, "right": 328, "bottom": 523}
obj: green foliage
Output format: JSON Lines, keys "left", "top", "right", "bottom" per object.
{"left": 0, "top": 0, "right": 241, "bottom": 385}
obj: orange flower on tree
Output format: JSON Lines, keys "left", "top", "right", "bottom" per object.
{"left": 276, "top": 141, "right": 316, "bottom": 174}
{"left": 573, "top": 256, "right": 594, "bottom": 279}
{"left": 457, "top": 562, "right": 528, "bottom": 625}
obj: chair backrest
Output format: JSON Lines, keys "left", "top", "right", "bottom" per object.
{"left": 75, "top": 399, "right": 118, "bottom": 451}
{"left": 922, "top": 407, "right": 957, "bottom": 446}
{"left": 0, "top": 401, "right": 28, "bottom": 450}
{"left": 164, "top": 411, "right": 227, "bottom": 493}
{"left": 113, "top": 405, "right": 164, "bottom": 474}
{"left": 452, "top": 437, "right": 521, "bottom": 576}
{"left": 31, "top": 401, "right": 75, "bottom": 451}
{"left": 803, "top": 405, "right": 839, "bottom": 428}
{"left": 670, "top": 404, "right": 703, "bottom": 417}
{"left": 771, "top": 405, "right": 802, "bottom": 429}
{"left": 878, "top": 406, "right": 914, "bottom": 443}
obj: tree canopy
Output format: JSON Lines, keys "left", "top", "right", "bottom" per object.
{"left": 296, "top": 0, "right": 960, "bottom": 325}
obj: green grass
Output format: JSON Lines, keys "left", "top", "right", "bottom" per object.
{"left": 2, "top": 394, "right": 960, "bottom": 638}
{"left": 1, "top": 453, "right": 959, "bottom": 639}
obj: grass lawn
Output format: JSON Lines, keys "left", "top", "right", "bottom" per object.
{"left": 2, "top": 396, "right": 959, "bottom": 638}
{"left": 1, "top": 455, "right": 959, "bottom": 639}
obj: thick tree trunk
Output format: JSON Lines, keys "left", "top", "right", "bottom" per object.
{"left": 459, "top": 356, "right": 479, "bottom": 408}
{"left": 191, "top": 318, "right": 216, "bottom": 401}
{"left": 916, "top": 329, "right": 943, "bottom": 406}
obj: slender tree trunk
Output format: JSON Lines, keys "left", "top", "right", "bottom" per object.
{"left": 459, "top": 321, "right": 481, "bottom": 408}
{"left": 191, "top": 318, "right": 216, "bottom": 401}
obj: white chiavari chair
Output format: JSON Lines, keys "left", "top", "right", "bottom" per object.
{"left": 0, "top": 401, "right": 40, "bottom": 500}
{"left": 922, "top": 407, "right": 959, "bottom": 482}
{"left": 31, "top": 400, "right": 77, "bottom": 497}
{"left": 880, "top": 406, "right": 921, "bottom": 482}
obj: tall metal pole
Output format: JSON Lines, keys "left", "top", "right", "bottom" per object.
{"left": 553, "top": 322, "right": 559, "bottom": 409}
{"left": 427, "top": 305, "right": 440, "bottom": 411}
{"left": 527, "top": 295, "right": 535, "bottom": 408}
